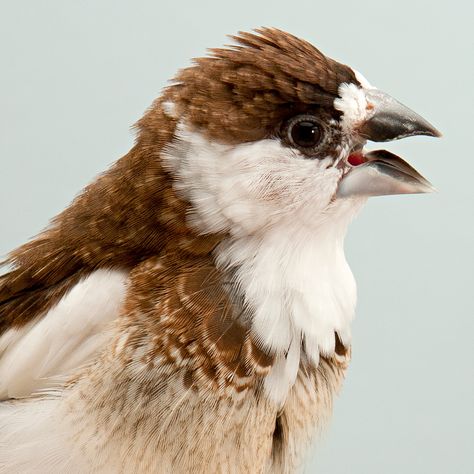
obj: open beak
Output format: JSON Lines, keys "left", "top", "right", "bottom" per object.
{"left": 337, "top": 89, "right": 441, "bottom": 198}
{"left": 337, "top": 149, "right": 435, "bottom": 197}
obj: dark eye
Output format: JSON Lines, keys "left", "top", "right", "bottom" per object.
{"left": 286, "top": 114, "right": 325, "bottom": 150}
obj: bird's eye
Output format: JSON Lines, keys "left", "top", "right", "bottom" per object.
{"left": 286, "top": 115, "right": 324, "bottom": 149}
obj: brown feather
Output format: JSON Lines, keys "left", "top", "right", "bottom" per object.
{"left": 119, "top": 251, "right": 274, "bottom": 395}
{"left": 0, "top": 28, "right": 354, "bottom": 361}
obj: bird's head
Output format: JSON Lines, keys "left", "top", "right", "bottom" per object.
{"left": 142, "top": 28, "right": 439, "bottom": 240}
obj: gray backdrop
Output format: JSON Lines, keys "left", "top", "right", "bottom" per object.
{"left": 1, "top": 1, "right": 472, "bottom": 473}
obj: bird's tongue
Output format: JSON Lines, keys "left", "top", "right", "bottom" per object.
{"left": 347, "top": 152, "right": 368, "bottom": 167}
{"left": 337, "top": 149, "right": 434, "bottom": 198}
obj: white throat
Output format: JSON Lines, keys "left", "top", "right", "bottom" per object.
{"left": 216, "top": 203, "right": 358, "bottom": 403}
{"left": 163, "top": 121, "right": 365, "bottom": 404}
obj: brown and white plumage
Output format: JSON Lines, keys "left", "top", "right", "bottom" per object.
{"left": 0, "top": 28, "right": 439, "bottom": 473}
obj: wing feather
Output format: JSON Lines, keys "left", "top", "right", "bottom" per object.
{"left": 0, "top": 269, "right": 128, "bottom": 400}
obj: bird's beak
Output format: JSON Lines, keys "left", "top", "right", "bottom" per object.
{"left": 337, "top": 149, "right": 435, "bottom": 197}
{"left": 337, "top": 89, "right": 441, "bottom": 198}
{"left": 357, "top": 89, "right": 441, "bottom": 142}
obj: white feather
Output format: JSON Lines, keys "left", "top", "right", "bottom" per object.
{"left": 0, "top": 268, "right": 128, "bottom": 400}
{"left": 263, "top": 339, "right": 301, "bottom": 406}
{"left": 0, "top": 397, "right": 89, "bottom": 473}
{"left": 162, "top": 100, "right": 178, "bottom": 119}
{"left": 163, "top": 124, "right": 365, "bottom": 404}
{"left": 334, "top": 82, "right": 370, "bottom": 132}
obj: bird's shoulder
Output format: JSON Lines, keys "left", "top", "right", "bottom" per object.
{"left": 0, "top": 238, "right": 275, "bottom": 400}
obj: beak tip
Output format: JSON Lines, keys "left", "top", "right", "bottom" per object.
{"left": 424, "top": 123, "right": 442, "bottom": 139}
{"left": 410, "top": 177, "right": 436, "bottom": 194}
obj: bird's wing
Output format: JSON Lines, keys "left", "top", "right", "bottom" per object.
{"left": 0, "top": 255, "right": 278, "bottom": 473}
{"left": 0, "top": 268, "right": 128, "bottom": 400}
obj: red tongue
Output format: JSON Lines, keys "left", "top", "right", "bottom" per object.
{"left": 347, "top": 152, "right": 367, "bottom": 166}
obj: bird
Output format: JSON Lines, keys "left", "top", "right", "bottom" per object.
{"left": 0, "top": 28, "right": 439, "bottom": 473}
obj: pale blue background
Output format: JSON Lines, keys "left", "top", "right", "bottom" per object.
{"left": 0, "top": 1, "right": 472, "bottom": 473}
